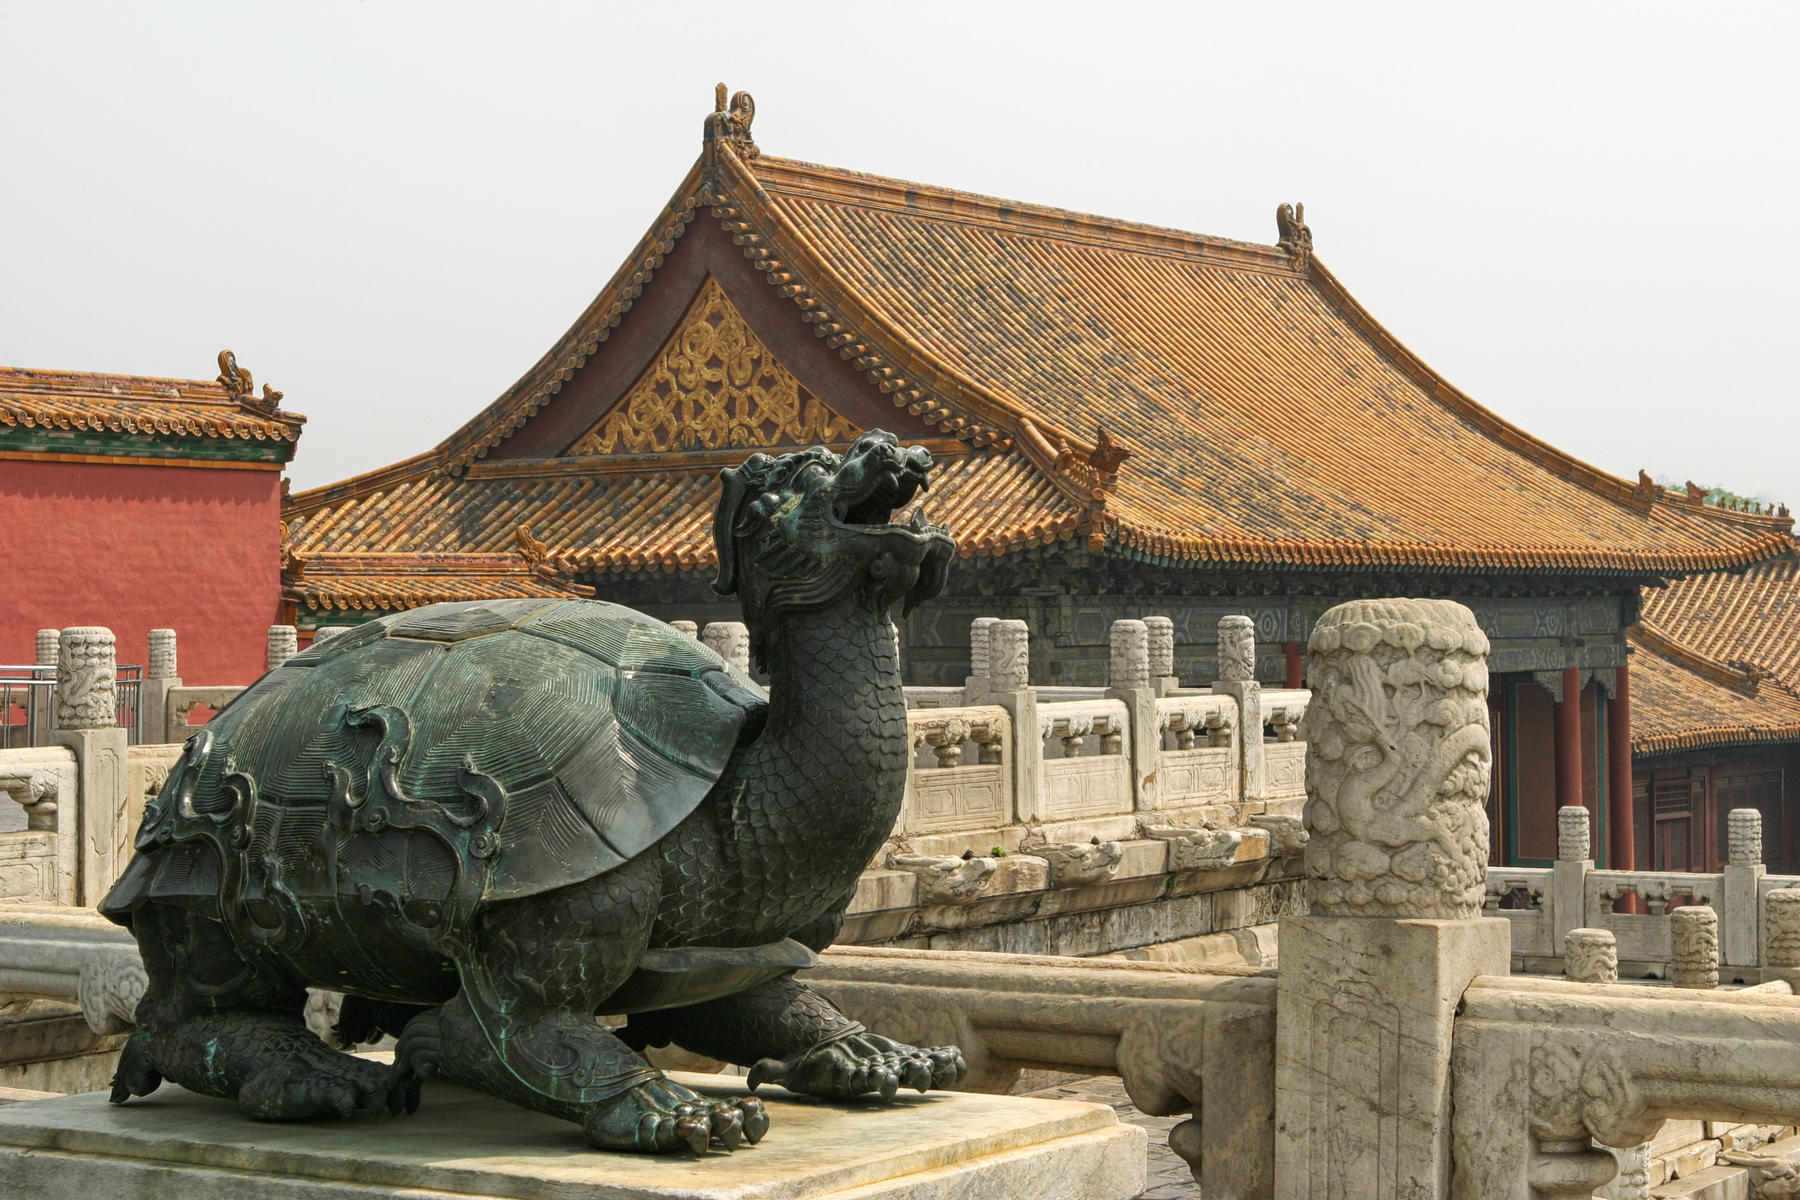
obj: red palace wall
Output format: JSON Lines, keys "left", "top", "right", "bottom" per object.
{"left": 0, "top": 459, "right": 283, "bottom": 687}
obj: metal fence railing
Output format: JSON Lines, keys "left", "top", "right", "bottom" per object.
{"left": 0, "top": 665, "right": 145, "bottom": 747}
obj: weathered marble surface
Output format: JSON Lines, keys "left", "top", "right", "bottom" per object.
{"left": 0, "top": 1073, "right": 1146, "bottom": 1200}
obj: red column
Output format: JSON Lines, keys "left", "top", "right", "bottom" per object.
{"left": 1555, "top": 666, "right": 1584, "bottom": 819}
{"left": 1607, "top": 661, "right": 1634, "bottom": 871}
{"left": 1284, "top": 641, "right": 1304, "bottom": 688}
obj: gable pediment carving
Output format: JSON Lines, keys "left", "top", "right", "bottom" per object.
{"left": 567, "top": 276, "right": 857, "bottom": 456}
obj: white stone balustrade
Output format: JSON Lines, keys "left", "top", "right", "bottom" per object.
{"left": 265, "top": 625, "right": 297, "bottom": 673}
{"left": 1475, "top": 806, "right": 1800, "bottom": 981}
{"left": 701, "top": 621, "right": 752, "bottom": 676}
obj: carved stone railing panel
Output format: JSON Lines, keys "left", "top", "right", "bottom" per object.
{"left": 808, "top": 945, "right": 1276, "bottom": 1196}
{"left": 163, "top": 685, "right": 243, "bottom": 743}
{"left": 1038, "top": 700, "right": 1131, "bottom": 821}
{"left": 1261, "top": 689, "right": 1309, "bottom": 743}
{"left": 1453, "top": 976, "right": 1800, "bottom": 1198}
{"left": 1261, "top": 741, "right": 1306, "bottom": 804}
{"left": 1484, "top": 868, "right": 1555, "bottom": 958}
{"left": 899, "top": 706, "right": 1012, "bottom": 836}
{"left": 0, "top": 748, "right": 78, "bottom": 905}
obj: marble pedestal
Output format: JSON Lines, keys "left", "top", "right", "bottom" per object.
{"left": 0, "top": 1071, "right": 1146, "bottom": 1200}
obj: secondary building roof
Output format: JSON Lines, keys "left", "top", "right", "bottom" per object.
{"left": 0, "top": 353, "right": 305, "bottom": 465}
{"left": 287, "top": 89, "right": 1788, "bottom": 611}
{"left": 1629, "top": 621, "right": 1800, "bottom": 756}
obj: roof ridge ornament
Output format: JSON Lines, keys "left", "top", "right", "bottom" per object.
{"left": 704, "top": 83, "right": 759, "bottom": 160}
{"left": 1275, "top": 202, "right": 1313, "bottom": 271}
{"left": 1052, "top": 424, "right": 1133, "bottom": 499}
{"left": 515, "top": 524, "right": 549, "bottom": 567}
{"left": 217, "top": 349, "right": 285, "bottom": 414}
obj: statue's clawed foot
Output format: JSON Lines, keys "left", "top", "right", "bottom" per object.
{"left": 748, "top": 1033, "right": 966, "bottom": 1101}
{"left": 239, "top": 1048, "right": 396, "bottom": 1121}
{"left": 584, "top": 1080, "right": 768, "bottom": 1153}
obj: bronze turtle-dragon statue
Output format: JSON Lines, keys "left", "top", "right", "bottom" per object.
{"left": 100, "top": 431, "right": 964, "bottom": 1153}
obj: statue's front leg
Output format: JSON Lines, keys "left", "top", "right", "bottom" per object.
{"left": 623, "top": 973, "right": 966, "bottom": 1102}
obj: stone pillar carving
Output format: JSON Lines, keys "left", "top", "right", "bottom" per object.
{"left": 1109, "top": 619, "right": 1149, "bottom": 689}
{"left": 1300, "top": 599, "right": 1492, "bottom": 918}
{"left": 1724, "top": 808, "right": 1768, "bottom": 969}
{"left": 1670, "top": 905, "right": 1719, "bottom": 989}
{"left": 1552, "top": 805, "right": 1593, "bottom": 950}
{"left": 55, "top": 628, "right": 117, "bottom": 732}
{"left": 1557, "top": 806, "right": 1590, "bottom": 863}
{"left": 701, "top": 621, "right": 751, "bottom": 676}
{"left": 1218, "top": 614, "right": 1256, "bottom": 682}
{"left": 988, "top": 620, "right": 1029, "bottom": 693}
{"left": 667, "top": 620, "right": 698, "bottom": 638}
{"left": 52, "top": 627, "right": 128, "bottom": 905}
{"left": 266, "top": 625, "right": 298, "bottom": 673}
{"left": 142, "top": 629, "right": 182, "bottom": 758}
{"left": 1106, "top": 619, "right": 1157, "bottom": 812}
{"left": 1276, "top": 599, "right": 1510, "bottom": 1200}
{"left": 1144, "top": 615, "right": 1177, "bottom": 696}
{"left": 147, "top": 629, "right": 177, "bottom": 680}
{"left": 1766, "top": 889, "right": 1800, "bottom": 980}
{"left": 33, "top": 629, "right": 58, "bottom": 743}
{"left": 1729, "top": 808, "right": 1763, "bottom": 866}
{"left": 312, "top": 625, "right": 354, "bottom": 645}
{"left": 965, "top": 616, "right": 998, "bottom": 702}
{"left": 1214, "top": 615, "right": 1264, "bottom": 806}
{"left": 1565, "top": 928, "right": 1619, "bottom": 983}
{"left": 986, "top": 620, "right": 1043, "bottom": 824}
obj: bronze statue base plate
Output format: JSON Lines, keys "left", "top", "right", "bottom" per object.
{"left": 0, "top": 1071, "right": 1145, "bottom": 1199}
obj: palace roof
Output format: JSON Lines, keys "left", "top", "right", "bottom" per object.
{"left": 286, "top": 91, "right": 1789, "bottom": 609}
{"left": 0, "top": 356, "right": 305, "bottom": 464}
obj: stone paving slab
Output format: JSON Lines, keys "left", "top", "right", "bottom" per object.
{"left": 1021, "top": 1074, "right": 1195, "bottom": 1200}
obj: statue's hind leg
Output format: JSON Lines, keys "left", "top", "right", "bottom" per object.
{"left": 390, "top": 856, "right": 766, "bottom": 1153}
{"left": 111, "top": 902, "right": 394, "bottom": 1120}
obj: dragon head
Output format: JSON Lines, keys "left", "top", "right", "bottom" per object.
{"left": 713, "top": 431, "right": 955, "bottom": 667}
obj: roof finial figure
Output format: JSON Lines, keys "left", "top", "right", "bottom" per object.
{"left": 217, "top": 350, "right": 284, "bottom": 414}
{"left": 1276, "top": 202, "right": 1313, "bottom": 271}
{"left": 515, "top": 524, "right": 549, "bottom": 567}
{"left": 704, "top": 83, "right": 759, "bottom": 159}
{"left": 217, "top": 350, "right": 254, "bottom": 399}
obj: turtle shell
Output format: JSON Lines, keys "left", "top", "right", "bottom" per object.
{"left": 117, "top": 599, "right": 764, "bottom": 912}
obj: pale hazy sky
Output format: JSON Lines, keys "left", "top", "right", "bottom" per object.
{"left": 4, "top": 2, "right": 1796, "bottom": 503}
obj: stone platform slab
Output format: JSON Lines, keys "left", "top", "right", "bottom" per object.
{"left": 0, "top": 1071, "right": 1146, "bottom": 1199}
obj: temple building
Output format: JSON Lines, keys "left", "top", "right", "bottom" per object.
{"left": 1626, "top": 551, "right": 1800, "bottom": 873}
{"left": 283, "top": 88, "right": 1789, "bottom": 870}
{"left": 0, "top": 355, "right": 303, "bottom": 684}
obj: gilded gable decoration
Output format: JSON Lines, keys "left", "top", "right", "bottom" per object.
{"left": 567, "top": 277, "right": 858, "bottom": 456}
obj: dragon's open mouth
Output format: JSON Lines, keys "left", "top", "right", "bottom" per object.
{"left": 835, "top": 463, "right": 930, "bottom": 528}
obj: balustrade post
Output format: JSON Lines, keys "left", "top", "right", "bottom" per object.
{"left": 1670, "top": 905, "right": 1719, "bottom": 989}
{"left": 266, "top": 625, "right": 298, "bottom": 673}
{"left": 1764, "top": 888, "right": 1800, "bottom": 988}
{"left": 1564, "top": 928, "right": 1618, "bottom": 983}
{"left": 1722, "top": 808, "right": 1766, "bottom": 970}
{"left": 312, "top": 625, "right": 354, "bottom": 645}
{"left": 1145, "top": 615, "right": 1177, "bottom": 696}
{"left": 963, "top": 616, "right": 997, "bottom": 703}
{"left": 985, "top": 620, "right": 1044, "bottom": 824}
{"left": 51, "top": 627, "right": 129, "bottom": 904}
{"left": 32, "top": 629, "right": 58, "bottom": 745}
{"left": 1278, "top": 600, "right": 1509, "bottom": 1199}
{"left": 1106, "top": 619, "right": 1158, "bottom": 813}
{"left": 1551, "top": 806, "right": 1592, "bottom": 954}
{"left": 142, "top": 629, "right": 181, "bottom": 751}
{"left": 1214, "top": 615, "right": 1264, "bottom": 810}
{"left": 701, "top": 621, "right": 752, "bottom": 677}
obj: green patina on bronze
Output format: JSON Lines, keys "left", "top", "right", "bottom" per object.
{"left": 101, "top": 432, "right": 965, "bottom": 1154}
